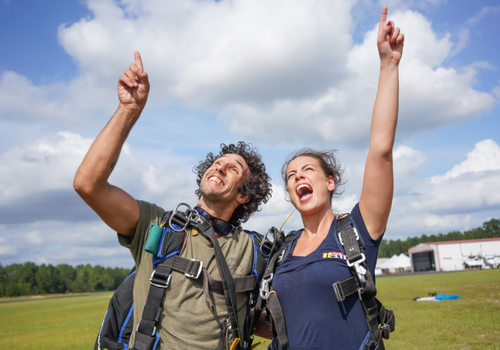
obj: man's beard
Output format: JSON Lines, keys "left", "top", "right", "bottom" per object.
{"left": 199, "top": 185, "right": 227, "bottom": 204}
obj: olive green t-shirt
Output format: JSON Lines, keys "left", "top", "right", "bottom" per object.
{"left": 118, "top": 200, "right": 254, "bottom": 350}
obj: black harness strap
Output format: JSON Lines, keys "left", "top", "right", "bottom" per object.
{"left": 261, "top": 216, "right": 395, "bottom": 350}
{"left": 132, "top": 263, "right": 171, "bottom": 350}
{"left": 333, "top": 215, "right": 395, "bottom": 350}
{"left": 205, "top": 273, "right": 257, "bottom": 295}
{"left": 159, "top": 255, "right": 203, "bottom": 279}
{"left": 191, "top": 218, "right": 243, "bottom": 350}
{"left": 132, "top": 210, "right": 181, "bottom": 350}
{"left": 266, "top": 291, "right": 289, "bottom": 350}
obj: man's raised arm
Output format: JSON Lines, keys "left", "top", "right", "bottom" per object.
{"left": 73, "top": 51, "right": 150, "bottom": 237}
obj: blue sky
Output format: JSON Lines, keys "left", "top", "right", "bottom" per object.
{"left": 1, "top": 0, "right": 499, "bottom": 268}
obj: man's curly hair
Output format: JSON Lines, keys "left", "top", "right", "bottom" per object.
{"left": 193, "top": 142, "right": 272, "bottom": 226}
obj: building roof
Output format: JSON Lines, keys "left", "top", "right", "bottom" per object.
{"left": 408, "top": 237, "right": 500, "bottom": 254}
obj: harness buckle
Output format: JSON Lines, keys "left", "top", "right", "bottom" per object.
{"left": 149, "top": 269, "right": 172, "bottom": 289}
{"left": 346, "top": 252, "right": 366, "bottom": 267}
{"left": 357, "top": 287, "right": 364, "bottom": 300}
{"left": 380, "top": 324, "right": 389, "bottom": 331}
{"left": 259, "top": 273, "right": 273, "bottom": 300}
{"left": 350, "top": 260, "right": 367, "bottom": 283}
{"left": 332, "top": 282, "right": 345, "bottom": 302}
{"left": 136, "top": 323, "right": 156, "bottom": 337}
{"left": 185, "top": 259, "right": 203, "bottom": 279}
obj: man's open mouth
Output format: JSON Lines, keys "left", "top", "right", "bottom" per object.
{"left": 209, "top": 176, "right": 225, "bottom": 186}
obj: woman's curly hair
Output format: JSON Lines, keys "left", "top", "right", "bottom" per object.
{"left": 193, "top": 142, "right": 272, "bottom": 226}
{"left": 281, "top": 148, "right": 345, "bottom": 202}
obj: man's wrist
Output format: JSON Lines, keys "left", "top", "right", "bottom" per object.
{"left": 117, "top": 103, "right": 144, "bottom": 117}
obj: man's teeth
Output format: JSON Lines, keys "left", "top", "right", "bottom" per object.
{"left": 210, "top": 177, "right": 222, "bottom": 185}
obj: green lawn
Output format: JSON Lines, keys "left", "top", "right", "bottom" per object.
{"left": 375, "top": 269, "right": 500, "bottom": 350}
{"left": 1, "top": 270, "right": 499, "bottom": 349}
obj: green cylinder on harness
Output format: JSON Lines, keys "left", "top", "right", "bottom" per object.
{"left": 145, "top": 223, "right": 163, "bottom": 256}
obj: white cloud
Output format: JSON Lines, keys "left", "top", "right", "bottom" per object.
{"left": 220, "top": 9, "right": 496, "bottom": 146}
{"left": 58, "top": 0, "right": 355, "bottom": 108}
{"left": 0, "top": 132, "right": 91, "bottom": 204}
{"left": 382, "top": 0, "right": 446, "bottom": 11}
{"left": 431, "top": 139, "right": 500, "bottom": 183}
{"left": 1, "top": 2, "right": 494, "bottom": 150}
{"left": 386, "top": 140, "right": 500, "bottom": 237}
{"left": 0, "top": 71, "right": 115, "bottom": 125}
{"left": 0, "top": 131, "right": 196, "bottom": 224}
{"left": 0, "top": 220, "right": 134, "bottom": 267}
{"left": 394, "top": 145, "right": 426, "bottom": 179}
{"left": 465, "top": 5, "right": 500, "bottom": 26}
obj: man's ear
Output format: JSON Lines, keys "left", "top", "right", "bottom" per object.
{"left": 237, "top": 192, "right": 251, "bottom": 204}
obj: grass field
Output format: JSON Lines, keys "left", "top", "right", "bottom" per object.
{"left": 1, "top": 269, "right": 499, "bottom": 349}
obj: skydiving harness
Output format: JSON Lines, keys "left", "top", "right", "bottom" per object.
{"left": 251, "top": 214, "right": 395, "bottom": 350}
{"left": 95, "top": 202, "right": 273, "bottom": 350}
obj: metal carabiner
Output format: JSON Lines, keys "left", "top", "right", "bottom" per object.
{"left": 169, "top": 202, "right": 191, "bottom": 232}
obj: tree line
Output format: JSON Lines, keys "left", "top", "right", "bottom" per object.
{"left": 379, "top": 218, "right": 500, "bottom": 258}
{"left": 0, "top": 262, "right": 130, "bottom": 297}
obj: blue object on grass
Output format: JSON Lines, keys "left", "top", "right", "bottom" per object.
{"left": 435, "top": 294, "right": 461, "bottom": 300}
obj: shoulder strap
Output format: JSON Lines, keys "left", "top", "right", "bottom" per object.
{"left": 333, "top": 214, "right": 395, "bottom": 350}
{"left": 247, "top": 229, "right": 298, "bottom": 349}
{"left": 133, "top": 211, "right": 182, "bottom": 350}
{"left": 333, "top": 214, "right": 376, "bottom": 301}
{"left": 188, "top": 211, "right": 243, "bottom": 350}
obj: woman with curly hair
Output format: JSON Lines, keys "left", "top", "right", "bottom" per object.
{"left": 266, "top": 7, "right": 404, "bottom": 350}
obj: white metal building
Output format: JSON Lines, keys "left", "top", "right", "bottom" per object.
{"left": 408, "top": 238, "right": 500, "bottom": 272}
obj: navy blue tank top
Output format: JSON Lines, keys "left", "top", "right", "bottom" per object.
{"left": 272, "top": 203, "right": 382, "bottom": 350}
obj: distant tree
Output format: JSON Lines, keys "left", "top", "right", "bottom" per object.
{"left": 483, "top": 218, "right": 500, "bottom": 238}
{"left": 378, "top": 218, "right": 500, "bottom": 258}
{"left": 446, "top": 231, "right": 463, "bottom": 241}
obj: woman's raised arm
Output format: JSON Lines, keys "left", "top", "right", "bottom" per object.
{"left": 359, "top": 7, "right": 405, "bottom": 240}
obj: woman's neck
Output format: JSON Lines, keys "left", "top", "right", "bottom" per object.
{"left": 300, "top": 207, "right": 336, "bottom": 237}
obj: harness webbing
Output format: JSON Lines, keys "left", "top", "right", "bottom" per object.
{"left": 194, "top": 219, "right": 243, "bottom": 348}
{"left": 133, "top": 208, "right": 245, "bottom": 350}
{"left": 266, "top": 291, "right": 289, "bottom": 350}
{"left": 263, "top": 215, "right": 395, "bottom": 350}
{"left": 336, "top": 215, "right": 395, "bottom": 349}
{"left": 132, "top": 211, "right": 179, "bottom": 350}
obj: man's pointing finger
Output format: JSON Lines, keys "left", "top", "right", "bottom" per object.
{"left": 134, "top": 51, "right": 143, "bottom": 72}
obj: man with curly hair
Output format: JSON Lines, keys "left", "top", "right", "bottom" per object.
{"left": 74, "top": 52, "right": 272, "bottom": 349}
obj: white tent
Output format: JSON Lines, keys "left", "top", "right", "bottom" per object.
{"left": 376, "top": 254, "right": 411, "bottom": 273}
{"left": 377, "top": 254, "right": 399, "bottom": 269}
